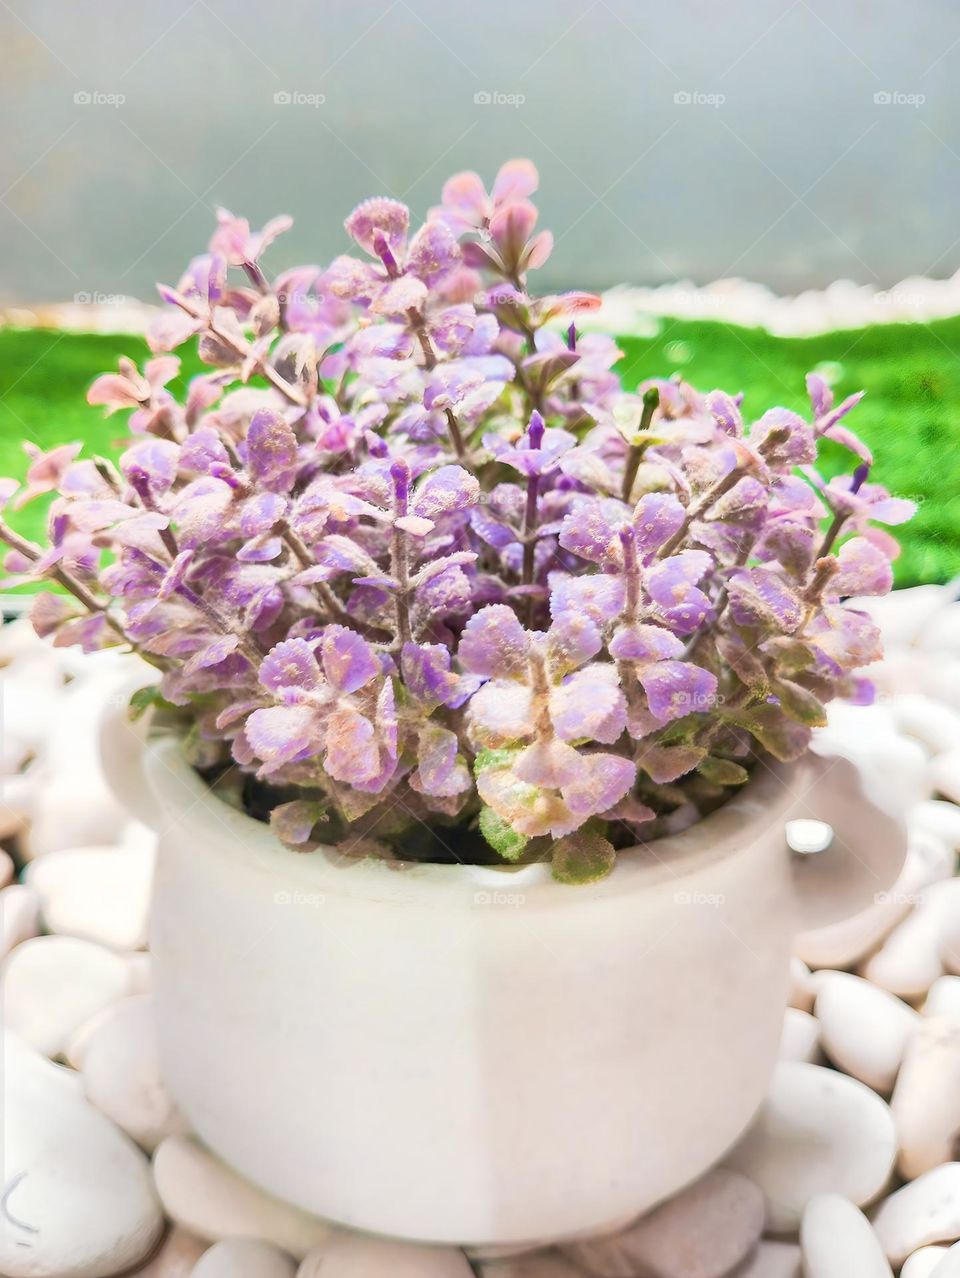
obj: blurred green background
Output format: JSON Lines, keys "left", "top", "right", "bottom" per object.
{"left": 1, "top": 318, "right": 958, "bottom": 586}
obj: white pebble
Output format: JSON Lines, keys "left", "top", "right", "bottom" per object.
{"left": 872, "top": 1163, "right": 960, "bottom": 1264}
{"left": 892, "top": 1017, "right": 960, "bottom": 1178}
{"left": 466, "top": 1243, "right": 544, "bottom": 1263}
{"left": 67, "top": 994, "right": 184, "bottom": 1151}
{"left": 902, "top": 1248, "right": 950, "bottom": 1278}
{"left": 2, "top": 934, "right": 133, "bottom": 1056}
{"left": 788, "top": 956, "right": 816, "bottom": 1013}
{"left": 893, "top": 696, "right": 960, "bottom": 754}
{"left": 127, "top": 951, "right": 153, "bottom": 992}
{"left": 813, "top": 971, "right": 918, "bottom": 1093}
{"left": 932, "top": 751, "right": 960, "bottom": 807}
{"left": 937, "top": 663, "right": 960, "bottom": 713}
{"left": 942, "top": 911, "right": 960, "bottom": 975}
{"left": 0, "top": 884, "right": 40, "bottom": 959}
{"left": 799, "top": 1193, "right": 892, "bottom": 1277}
{"left": 911, "top": 800, "right": 960, "bottom": 852}
{"left": 192, "top": 1237, "right": 297, "bottom": 1278}
{"left": 0, "top": 1032, "right": 164, "bottom": 1276}
{"left": 22, "top": 782, "right": 128, "bottom": 860}
{"left": 296, "top": 1234, "right": 472, "bottom": 1276}
{"left": 478, "top": 1255, "right": 584, "bottom": 1278}
{"left": 0, "top": 617, "right": 49, "bottom": 665}
{"left": 814, "top": 709, "right": 930, "bottom": 812}
{"left": 796, "top": 831, "right": 954, "bottom": 970}
{"left": 918, "top": 602, "right": 960, "bottom": 654}
{"left": 0, "top": 770, "right": 35, "bottom": 839}
{"left": 26, "top": 842, "right": 154, "bottom": 951}
{"left": 780, "top": 1007, "right": 820, "bottom": 1062}
{"left": 727, "top": 1240, "right": 801, "bottom": 1276}
{"left": 0, "top": 660, "right": 63, "bottom": 754}
{"left": 723, "top": 1063, "right": 896, "bottom": 1233}
{"left": 131, "top": 1227, "right": 209, "bottom": 1276}
{"left": 562, "top": 1167, "right": 764, "bottom": 1277}
{"left": 931, "top": 1241, "right": 960, "bottom": 1276}
{"left": 152, "top": 1136, "right": 331, "bottom": 1259}
{"left": 854, "top": 585, "right": 948, "bottom": 647}
{"left": 862, "top": 879, "right": 960, "bottom": 1001}
{"left": 22, "top": 667, "right": 141, "bottom": 849}
{"left": 926, "top": 976, "right": 960, "bottom": 1019}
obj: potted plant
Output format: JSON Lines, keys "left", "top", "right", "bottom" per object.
{"left": 1, "top": 159, "right": 911, "bottom": 1248}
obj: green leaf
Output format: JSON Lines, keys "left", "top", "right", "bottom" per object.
{"left": 551, "top": 827, "right": 616, "bottom": 885}
{"left": 128, "top": 684, "right": 172, "bottom": 721}
{"left": 473, "top": 748, "right": 519, "bottom": 777}
{"left": 478, "top": 806, "right": 529, "bottom": 862}
{"left": 270, "top": 800, "right": 329, "bottom": 849}
{"left": 772, "top": 678, "right": 828, "bottom": 727}
{"left": 697, "top": 756, "right": 750, "bottom": 786}
{"left": 743, "top": 704, "right": 812, "bottom": 762}
{"left": 715, "top": 633, "right": 768, "bottom": 692}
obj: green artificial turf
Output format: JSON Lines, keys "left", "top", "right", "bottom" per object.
{"left": 0, "top": 318, "right": 958, "bottom": 586}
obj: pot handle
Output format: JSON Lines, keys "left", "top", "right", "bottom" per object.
{"left": 789, "top": 749, "right": 907, "bottom": 931}
{"left": 99, "top": 678, "right": 163, "bottom": 831}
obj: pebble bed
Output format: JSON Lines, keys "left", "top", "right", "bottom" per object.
{"left": 6, "top": 266, "right": 960, "bottom": 340}
{"left": 2, "top": 582, "right": 960, "bottom": 1278}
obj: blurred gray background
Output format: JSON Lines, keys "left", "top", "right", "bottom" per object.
{"left": 1, "top": 0, "right": 959, "bottom": 302}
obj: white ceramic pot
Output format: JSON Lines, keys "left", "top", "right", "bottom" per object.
{"left": 103, "top": 726, "right": 905, "bottom": 1248}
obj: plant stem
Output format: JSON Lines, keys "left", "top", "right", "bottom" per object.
{"left": 390, "top": 462, "right": 413, "bottom": 648}
{"left": 279, "top": 526, "right": 367, "bottom": 632}
{"left": 170, "top": 292, "right": 305, "bottom": 408}
{"left": 521, "top": 474, "right": 539, "bottom": 589}
{"left": 816, "top": 509, "right": 848, "bottom": 561}
{"left": 657, "top": 468, "right": 742, "bottom": 560}
{"left": 242, "top": 260, "right": 269, "bottom": 293}
{"left": 0, "top": 519, "right": 170, "bottom": 670}
{"left": 621, "top": 387, "right": 659, "bottom": 503}
{"left": 408, "top": 309, "right": 467, "bottom": 461}
{"left": 391, "top": 526, "right": 411, "bottom": 647}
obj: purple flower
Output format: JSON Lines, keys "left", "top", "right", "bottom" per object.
{"left": 430, "top": 159, "right": 539, "bottom": 235}
{"left": 0, "top": 160, "right": 913, "bottom": 879}
{"left": 484, "top": 410, "right": 576, "bottom": 478}
{"left": 209, "top": 208, "right": 292, "bottom": 266}
{"left": 806, "top": 373, "right": 871, "bottom": 461}
{"left": 246, "top": 629, "right": 396, "bottom": 790}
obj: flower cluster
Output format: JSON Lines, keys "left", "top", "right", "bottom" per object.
{"left": 0, "top": 160, "right": 914, "bottom": 881}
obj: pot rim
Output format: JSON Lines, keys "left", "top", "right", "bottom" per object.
{"left": 144, "top": 733, "right": 809, "bottom": 904}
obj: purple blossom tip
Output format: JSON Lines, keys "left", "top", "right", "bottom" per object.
{"left": 390, "top": 458, "right": 411, "bottom": 508}
{"left": 372, "top": 229, "right": 399, "bottom": 277}
{"left": 527, "top": 409, "right": 545, "bottom": 450}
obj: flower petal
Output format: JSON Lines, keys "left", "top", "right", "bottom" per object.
{"left": 320, "top": 625, "right": 379, "bottom": 694}
{"left": 640, "top": 661, "right": 719, "bottom": 722}
{"left": 458, "top": 604, "right": 529, "bottom": 677}
{"left": 260, "top": 638, "right": 322, "bottom": 694}
{"left": 246, "top": 704, "right": 321, "bottom": 772}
